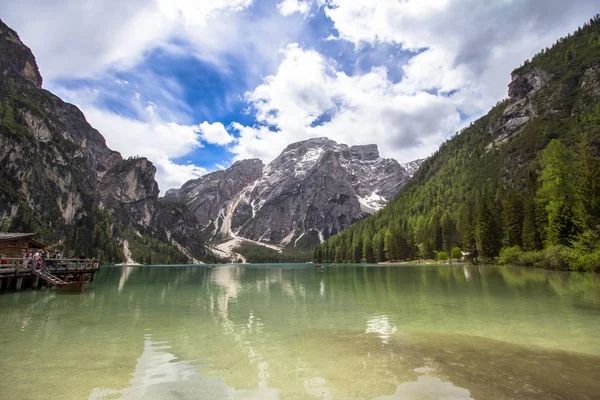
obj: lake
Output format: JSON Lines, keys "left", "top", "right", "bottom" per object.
{"left": 0, "top": 264, "right": 599, "bottom": 399}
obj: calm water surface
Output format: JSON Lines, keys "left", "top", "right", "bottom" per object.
{"left": 0, "top": 264, "right": 599, "bottom": 399}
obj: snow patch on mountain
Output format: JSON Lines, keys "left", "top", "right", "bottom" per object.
{"left": 358, "top": 192, "right": 386, "bottom": 214}
{"left": 401, "top": 158, "right": 425, "bottom": 177}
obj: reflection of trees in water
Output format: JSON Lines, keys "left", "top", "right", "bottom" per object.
{"left": 498, "top": 266, "right": 600, "bottom": 306}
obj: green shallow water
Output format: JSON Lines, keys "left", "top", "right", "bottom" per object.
{"left": 0, "top": 264, "right": 599, "bottom": 399}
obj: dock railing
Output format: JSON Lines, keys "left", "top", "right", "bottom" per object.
{"left": 0, "top": 258, "right": 100, "bottom": 276}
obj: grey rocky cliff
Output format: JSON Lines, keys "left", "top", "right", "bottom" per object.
{"left": 490, "top": 68, "right": 551, "bottom": 139}
{"left": 175, "top": 138, "right": 411, "bottom": 248}
{"left": 99, "top": 158, "right": 160, "bottom": 228}
{"left": 0, "top": 20, "right": 42, "bottom": 91}
{"left": 0, "top": 19, "right": 205, "bottom": 260}
{"left": 489, "top": 59, "right": 600, "bottom": 151}
{"left": 164, "top": 159, "right": 263, "bottom": 229}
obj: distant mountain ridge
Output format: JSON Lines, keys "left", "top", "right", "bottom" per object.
{"left": 167, "top": 137, "right": 416, "bottom": 248}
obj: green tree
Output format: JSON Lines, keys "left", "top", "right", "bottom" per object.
{"left": 334, "top": 246, "right": 343, "bottom": 263}
{"left": 383, "top": 230, "right": 396, "bottom": 261}
{"left": 362, "top": 234, "right": 375, "bottom": 263}
{"left": 437, "top": 251, "right": 449, "bottom": 262}
{"left": 457, "top": 201, "right": 475, "bottom": 249}
{"left": 475, "top": 191, "right": 502, "bottom": 259}
{"left": 441, "top": 212, "right": 457, "bottom": 254}
{"left": 502, "top": 192, "right": 524, "bottom": 247}
{"left": 451, "top": 246, "right": 462, "bottom": 261}
{"left": 373, "top": 232, "right": 385, "bottom": 262}
{"left": 351, "top": 235, "right": 362, "bottom": 262}
{"left": 536, "top": 139, "right": 580, "bottom": 246}
{"left": 575, "top": 132, "right": 600, "bottom": 236}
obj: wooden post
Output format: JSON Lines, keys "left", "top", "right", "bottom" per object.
{"left": 16, "top": 277, "right": 23, "bottom": 291}
{"left": 32, "top": 275, "right": 39, "bottom": 289}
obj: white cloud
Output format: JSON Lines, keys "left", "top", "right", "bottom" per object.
{"left": 55, "top": 86, "right": 208, "bottom": 193}
{"left": 277, "top": 0, "right": 311, "bottom": 16}
{"left": 0, "top": 0, "right": 256, "bottom": 80}
{"left": 83, "top": 106, "right": 207, "bottom": 192}
{"left": 229, "top": 44, "right": 461, "bottom": 164}
{"left": 323, "top": 0, "right": 600, "bottom": 101}
{"left": 199, "top": 121, "right": 235, "bottom": 145}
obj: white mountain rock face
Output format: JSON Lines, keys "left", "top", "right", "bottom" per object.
{"left": 401, "top": 159, "right": 425, "bottom": 177}
{"left": 166, "top": 138, "right": 415, "bottom": 249}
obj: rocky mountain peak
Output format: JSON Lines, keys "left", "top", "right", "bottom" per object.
{"left": 350, "top": 144, "right": 379, "bottom": 161}
{"left": 171, "top": 137, "right": 412, "bottom": 249}
{"left": 0, "top": 19, "right": 42, "bottom": 91}
{"left": 282, "top": 137, "right": 338, "bottom": 152}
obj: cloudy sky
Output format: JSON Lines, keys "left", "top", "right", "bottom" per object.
{"left": 1, "top": 0, "right": 597, "bottom": 192}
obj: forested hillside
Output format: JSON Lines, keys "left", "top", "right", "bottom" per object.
{"left": 314, "top": 16, "right": 600, "bottom": 271}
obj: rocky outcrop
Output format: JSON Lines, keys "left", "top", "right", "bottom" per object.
{"left": 99, "top": 158, "right": 160, "bottom": 228}
{"left": 508, "top": 68, "right": 552, "bottom": 101}
{"left": 489, "top": 68, "right": 552, "bottom": 146}
{"left": 156, "top": 200, "right": 207, "bottom": 260}
{"left": 0, "top": 20, "right": 42, "bottom": 91}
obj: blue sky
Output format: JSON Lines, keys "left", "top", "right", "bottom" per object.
{"left": 1, "top": 0, "right": 599, "bottom": 192}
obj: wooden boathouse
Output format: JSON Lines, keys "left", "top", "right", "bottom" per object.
{"left": 0, "top": 233, "right": 100, "bottom": 293}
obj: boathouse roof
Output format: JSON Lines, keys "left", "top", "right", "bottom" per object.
{"left": 0, "top": 233, "right": 46, "bottom": 249}
{"left": 0, "top": 233, "right": 37, "bottom": 241}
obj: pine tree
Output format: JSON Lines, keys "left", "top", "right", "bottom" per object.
{"left": 536, "top": 140, "right": 580, "bottom": 246}
{"left": 362, "top": 236, "right": 374, "bottom": 263}
{"left": 383, "top": 230, "right": 395, "bottom": 261}
{"left": 475, "top": 191, "right": 502, "bottom": 259}
{"left": 522, "top": 190, "right": 542, "bottom": 251}
{"left": 457, "top": 201, "right": 475, "bottom": 250}
{"left": 502, "top": 191, "right": 524, "bottom": 247}
{"left": 441, "top": 212, "right": 457, "bottom": 254}
{"left": 575, "top": 132, "right": 600, "bottom": 232}
{"left": 373, "top": 232, "right": 385, "bottom": 262}
{"left": 335, "top": 246, "right": 343, "bottom": 262}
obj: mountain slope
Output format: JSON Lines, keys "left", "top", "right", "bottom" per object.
{"left": 164, "top": 159, "right": 264, "bottom": 230}
{"left": 171, "top": 138, "right": 412, "bottom": 249}
{"left": 314, "top": 15, "right": 600, "bottom": 269}
{"left": 0, "top": 19, "right": 206, "bottom": 263}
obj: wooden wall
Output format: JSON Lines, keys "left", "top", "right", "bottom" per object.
{"left": 0, "top": 239, "right": 41, "bottom": 257}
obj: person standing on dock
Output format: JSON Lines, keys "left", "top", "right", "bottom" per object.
{"left": 23, "top": 250, "right": 31, "bottom": 269}
{"left": 33, "top": 251, "right": 41, "bottom": 270}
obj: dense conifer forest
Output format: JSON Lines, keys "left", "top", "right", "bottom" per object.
{"left": 313, "top": 16, "right": 600, "bottom": 272}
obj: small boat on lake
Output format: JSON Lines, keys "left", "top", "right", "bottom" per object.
{"left": 57, "top": 281, "right": 87, "bottom": 293}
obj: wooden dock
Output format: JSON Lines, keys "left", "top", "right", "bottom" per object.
{"left": 0, "top": 258, "right": 100, "bottom": 292}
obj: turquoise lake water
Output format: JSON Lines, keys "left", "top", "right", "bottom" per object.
{"left": 0, "top": 264, "right": 599, "bottom": 399}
